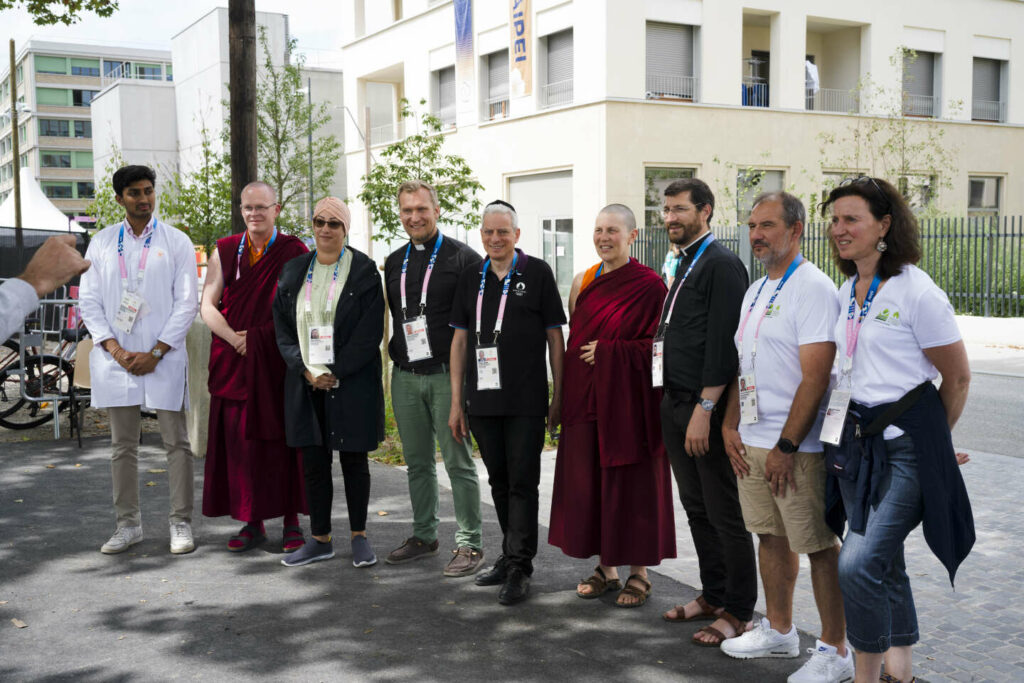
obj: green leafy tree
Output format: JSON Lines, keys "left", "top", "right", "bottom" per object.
{"left": 160, "top": 122, "right": 232, "bottom": 253}
{"left": 0, "top": 0, "right": 117, "bottom": 25}
{"left": 86, "top": 143, "right": 126, "bottom": 231}
{"left": 358, "top": 99, "right": 483, "bottom": 242}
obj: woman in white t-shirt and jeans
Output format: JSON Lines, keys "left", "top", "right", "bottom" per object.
{"left": 821, "top": 177, "right": 974, "bottom": 683}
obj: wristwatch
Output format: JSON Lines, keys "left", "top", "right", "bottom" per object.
{"left": 699, "top": 398, "right": 716, "bottom": 413}
{"left": 776, "top": 437, "right": 798, "bottom": 454}
{"left": 151, "top": 348, "right": 164, "bottom": 360}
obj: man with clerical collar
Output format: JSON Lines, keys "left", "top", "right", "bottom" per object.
{"left": 200, "top": 181, "right": 310, "bottom": 553}
{"left": 79, "top": 165, "right": 199, "bottom": 555}
{"left": 448, "top": 200, "right": 566, "bottom": 605}
{"left": 656, "top": 178, "right": 757, "bottom": 648}
{"left": 382, "top": 179, "right": 485, "bottom": 577}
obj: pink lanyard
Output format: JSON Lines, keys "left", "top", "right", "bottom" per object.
{"left": 842, "top": 273, "right": 882, "bottom": 374}
{"left": 400, "top": 233, "right": 443, "bottom": 319}
{"left": 476, "top": 253, "right": 518, "bottom": 346}
{"left": 117, "top": 218, "right": 156, "bottom": 292}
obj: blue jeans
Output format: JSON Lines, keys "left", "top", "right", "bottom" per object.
{"left": 836, "top": 434, "right": 923, "bottom": 653}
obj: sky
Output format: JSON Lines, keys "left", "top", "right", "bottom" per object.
{"left": 0, "top": 1, "right": 346, "bottom": 67}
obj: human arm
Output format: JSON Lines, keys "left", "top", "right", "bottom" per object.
{"left": 200, "top": 249, "right": 246, "bottom": 355}
{"left": 685, "top": 383, "right": 726, "bottom": 457}
{"left": 0, "top": 279, "right": 40, "bottom": 345}
{"left": 448, "top": 327, "right": 470, "bottom": 443}
{"left": 272, "top": 265, "right": 309, "bottom": 380}
{"left": 567, "top": 271, "right": 584, "bottom": 318}
{"left": 721, "top": 379, "right": 749, "bottom": 478}
{"left": 923, "top": 340, "right": 970, "bottom": 430}
{"left": 331, "top": 270, "right": 385, "bottom": 381}
{"left": 153, "top": 231, "right": 200, "bottom": 357}
{"left": 547, "top": 326, "right": 565, "bottom": 434}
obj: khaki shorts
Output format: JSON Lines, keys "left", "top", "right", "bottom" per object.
{"left": 736, "top": 444, "right": 837, "bottom": 554}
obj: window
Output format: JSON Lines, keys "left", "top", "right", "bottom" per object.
{"left": 72, "top": 89, "right": 98, "bottom": 107}
{"left": 743, "top": 51, "right": 770, "bottom": 107}
{"left": 42, "top": 151, "right": 72, "bottom": 168}
{"left": 968, "top": 176, "right": 1001, "bottom": 219}
{"left": 103, "top": 60, "right": 130, "bottom": 78}
{"left": 736, "top": 169, "right": 784, "bottom": 222}
{"left": 74, "top": 120, "right": 92, "bottom": 138}
{"left": 70, "top": 58, "right": 100, "bottom": 77}
{"left": 39, "top": 119, "right": 70, "bottom": 137}
{"left": 646, "top": 22, "right": 696, "bottom": 101}
{"left": 135, "top": 63, "right": 162, "bottom": 80}
{"left": 42, "top": 182, "right": 73, "bottom": 199}
{"left": 542, "top": 29, "right": 574, "bottom": 108}
{"left": 73, "top": 151, "right": 93, "bottom": 168}
{"left": 898, "top": 174, "right": 935, "bottom": 213}
{"left": 18, "top": 124, "right": 26, "bottom": 144}
{"left": 645, "top": 167, "right": 696, "bottom": 231}
{"left": 432, "top": 66, "right": 456, "bottom": 128}
{"left": 37, "top": 87, "right": 70, "bottom": 106}
{"left": 902, "top": 50, "right": 937, "bottom": 117}
{"left": 972, "top": 58, "right": 1005, "bottom": 122}
{"left": 20, "top": 153, "right": 28, "bottom": 167}
{"left": 542, "top": 218, "right": 574, "bottom": 301}
{"left": 35, "top": 55, "right": 67, "bottom": 75}
{"left": 16, "top": 65, "right": 23, "bottom": 83}
{"left": 165, "top": 64, "right": 173, "bottom": 82}
{"left": 76, "top": 181, "right": 95, "bottom": 199}
{"left": 485, "top": 50, "right": 509, "bottom": 120}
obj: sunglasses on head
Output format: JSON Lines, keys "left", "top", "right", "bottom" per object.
{"left": 838, "top": 175, "right": 892, "bottom": 214}
{"left": 313, "top": 218, "right": 345, "bottom": 229}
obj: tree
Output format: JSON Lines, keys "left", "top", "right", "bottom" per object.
{"left": 86, "top": 143, "right": 126, "bottom": 230}
{"left": 358, "top": 99, "right": 483, "bottom": 242}
{"left": 0, "top": 0, "right": 117, "bottom": 24}
{"left": 160, "top": 122, "right": 232, "bottom": 253}
{"left": 250, "top": 26, "right": 341, "bottom": 236}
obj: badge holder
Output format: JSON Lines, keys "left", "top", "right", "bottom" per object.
{"left": 821, "top": 369, "right": 852, "bottom": 446}
{"left": 114, "top": 290, "right": 144, "bottom": 334}
{"left": 738, "top": 373, "right": 759, "bottom": 424}
{"left": 403, "top": 314, "right": 433, "bottom": 362}
{"left": 476, "top": 344, "right": 501, "bottom": 391}
{"left": 308, "top": 324, "right": 335, "bottom": 365}
{"left": 652, "top": 337, "right": 664, "bottom": 388}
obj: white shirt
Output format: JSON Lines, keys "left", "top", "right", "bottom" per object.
{"left": 0, "top": 278, "right": 39, "bottom": 345}
{"left": 78, "top": 218, "right": 199, "bottom": 410}
{"left": 835, "top": 264, "right": 960, "bottom": 438}
{"left": 735, "top": 261, "right": 839, "bottom": 452}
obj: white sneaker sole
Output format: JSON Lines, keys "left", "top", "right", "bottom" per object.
{"left": 170, "top": 543, "right": 195, "bottom": 555}
{"left": 353, "top": 556, "right": 378, "bottom": 568}
{"left": 100, "top": 536, "right": 143, "bottom": 554}
{"left": 721, "top": 645, "right": 801, "bottom": 660}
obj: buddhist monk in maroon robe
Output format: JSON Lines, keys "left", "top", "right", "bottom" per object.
{"left": 548, "top": 205, "right": 676, "bottom": 607}
{"left": 200, "top": 182, "right": 309, "bottom": 552}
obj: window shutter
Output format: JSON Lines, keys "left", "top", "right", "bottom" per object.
{"left": 903, "top": 51, "right": 934, "bottom": 96}
{"left": 488, "top": 50, "right": 509, "bottom": 99}
{"left": 35, "top": 55, "right": 67, "bottom": 74}
{"left": 546, "top": 30, "right": 573, "bottom": 86}
{"left": 646, "top": 22, "right": 693, "bottom": 80}
{"left": 972, "top": 57, "right": 999, "bottom": 101}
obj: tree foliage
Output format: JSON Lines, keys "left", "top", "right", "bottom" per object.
{"left": 85, "top": 143, "right": 126, "bottom": 230}
{"left": 0, "top": 0, "right": 117, "bottom": 25}
{"left": 160, "top": 122, "right": 232, "bottom": 253}
{"left": 358, "top": 99, "right": 483, "bottom": 242}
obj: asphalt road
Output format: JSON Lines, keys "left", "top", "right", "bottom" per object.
{"left": 953, "top": 372, "right": 1024, "bottom": 458}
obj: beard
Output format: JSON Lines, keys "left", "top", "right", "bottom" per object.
{"left": 753, "top": 240, "right": 794, "bottom": 271}
{"left": 666, "top": 216, "right": 704, "bottom": 246}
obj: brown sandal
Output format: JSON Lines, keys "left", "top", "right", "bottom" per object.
{"left": 576, "top": 566, "right": 622, "bottom": 599}
{"left": 692, "top": 611, "right": 746, "bottom": 647}
{"left": 615, "top": 574, "right": 652, "bottom": 608}
{"left": 663, "top": 594, "right": 720, "bottom": 622}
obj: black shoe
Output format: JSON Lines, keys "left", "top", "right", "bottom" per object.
{"left": 498, "top": 567, "right": 530, "bottom": 605}
{"left": 474, "top": 556, "right": 508, "bottom": 586}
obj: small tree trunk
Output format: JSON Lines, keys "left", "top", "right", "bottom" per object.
{"left": 228, "top": 0, "right": 257, "bottom": 235}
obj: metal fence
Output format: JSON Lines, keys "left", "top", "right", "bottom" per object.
{"left": 631, "top": 216, "right": 1024, "bottom": 317}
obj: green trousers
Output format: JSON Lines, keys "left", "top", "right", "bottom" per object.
{"left": 391, "top": 366, "right": 482, "bottom": 550}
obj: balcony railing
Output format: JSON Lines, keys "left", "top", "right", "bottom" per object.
{"left": 485, "top": 95, "right": 509, "bottom": 121}
{"left": 368, "top": 121, "right": 405, "bottom": 147}
{"left": 902, "top": 93, "right": 936, "bottom": 117}
{"left": 540, "top": 79, "right": 573, "bottom": 109}
{"left": 100, "top": 64, "right": 166, "bottom": 88}
{"left": 805, "top": 88, "right": 859, "bottom": 114}
{"left": 646, "top": 74, "right": 699, "bottom": 102}
{"left": 741, "top": 78, "right": 768, "bottom": 107}
{"left": 972, "top": 99, "right": 1006, "bottom": 123}
{"left": 433, "top": 104, "right": 456, "bottom": 129}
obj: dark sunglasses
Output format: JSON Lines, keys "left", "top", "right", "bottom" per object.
{"left": 313, "top": 218, "right": 345, "bottom": 229}
{"left": 838, "top": 175, "right": 891, "bottom": 214}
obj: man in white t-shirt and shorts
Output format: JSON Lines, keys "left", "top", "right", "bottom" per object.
{"left": 721, "top": 192, "right": 854, "bottom": 683}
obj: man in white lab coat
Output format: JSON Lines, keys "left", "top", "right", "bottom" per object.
{"left": 79, "top": 165, "right": 199, "bottom": 555}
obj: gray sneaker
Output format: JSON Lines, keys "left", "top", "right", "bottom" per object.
{"left": 351, "top": 536, "right": 377, "bottom": 568}
{"left": 443, "top": 546, "right": 485, "bottom": 577}
{"left": 281, "top": 538, "right": 335, "bottom": 567}
{"left": 101, "top": 525, "right": 143, "bottom": 554}
{"left": 385, "top": 536, "right": 439, "bottom": 564}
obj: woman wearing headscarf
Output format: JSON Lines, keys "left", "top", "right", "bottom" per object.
{"left": 272, "top": 197, "right": 385, "bottom": 568}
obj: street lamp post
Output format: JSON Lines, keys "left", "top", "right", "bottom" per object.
{"left": 306, "top": 77, "right": 313, "bottom": 224}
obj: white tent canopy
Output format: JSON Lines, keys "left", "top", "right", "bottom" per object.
{"left": 0, "top": 168, "right": 87, "bottom": 233}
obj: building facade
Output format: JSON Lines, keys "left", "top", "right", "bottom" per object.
{"left": 339, "top": 0, "right": 1024, "bottom": 292}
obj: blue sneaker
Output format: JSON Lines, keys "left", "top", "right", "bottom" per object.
{"left": 351, "top": 536, "right": 377, "bottom": 568}
{"left": 280, "top": 538, "right": 334, "bottom": 567}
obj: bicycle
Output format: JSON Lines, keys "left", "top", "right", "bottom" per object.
{"left": 0, "top": 316, "right": 82, "bottom": 431}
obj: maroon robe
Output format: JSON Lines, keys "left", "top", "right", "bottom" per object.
{"left": 548, "top": 259, "right": 676, "bottom": 566}
{"left": 202, "top": 231, "right": 309, "bottom": 522}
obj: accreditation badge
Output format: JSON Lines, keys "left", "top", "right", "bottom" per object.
{"left": 738, "top": 373, "right": 759, "bottom": 424}
{"left": 820, "top": 388, "right": 852, "bottom": 446}
{"left": 476, "top": 344, "right": 501, "bottom": 391}
{"left": 652, "top": 338, "right": 664, "bottom": 388}
{"left": 308, "top": 325, "right": 334, "bottom": 365}
{"left": 113, "top": 290, "right": 145, "bottom": 334}
{"left": 403, "top": 315, "right": 433, "bottom": 361}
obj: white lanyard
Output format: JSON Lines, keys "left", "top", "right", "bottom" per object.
{"left": 117, "top": 218, "right": 156, "bottom": 292}
{"left": 304, "top": 249, "right": 345, "bottom": 316}
{"left": 475, "top": 253, "right": 518, "bottom": 346}
{"left": 736, "top": 254, "right": 803, "bottom": 370}
{"left": 659, "top": 234, "right": 715, "bottom": 330}
{"left": 400, "top": 233, "right": 443, "bottom": 319}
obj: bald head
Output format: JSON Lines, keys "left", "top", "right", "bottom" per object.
{"left": 598, "top": 204, "right": 637, "bottom": 231}
{"left": 242, "top": 181, "right": 277, "bottom": 203}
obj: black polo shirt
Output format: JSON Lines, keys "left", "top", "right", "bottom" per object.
{"left": 384, "top": 231, "right": 481, "bottom": 370}
{"left": 450, "top": 249, "right": 566, "bottom": 417}
{"left": 660, "top": 232, "right": 749, "bottom": 393}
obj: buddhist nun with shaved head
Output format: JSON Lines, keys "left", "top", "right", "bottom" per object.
{"left": 548, "top": 204, "right": 677, "bottom": 608}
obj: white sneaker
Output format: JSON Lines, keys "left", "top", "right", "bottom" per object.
{"left": 169, "top": 522, "right": 195, "bottom": 555}
{"left": 787, "top": 640, "right": 855, "bottom": 683}
{"left": 720, "top": 617, "right": 800, "bottom": 659}
{"left": 101, "top": 525, "right": 143, "bottom": 554}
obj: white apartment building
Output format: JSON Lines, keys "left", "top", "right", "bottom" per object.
{"left": 340, "top": 0, "right": 1024, "bottom": 291}
{"left": 0, "top": 40, "right": 172, "bottom": 219}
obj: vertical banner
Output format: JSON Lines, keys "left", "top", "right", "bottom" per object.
{"left": 454, "top": 0, "right": 475, "bottom": 118}
{"left": 509, "top": 0, "right": 531, "bottom": 97}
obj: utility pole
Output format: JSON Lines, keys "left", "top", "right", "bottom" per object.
{"left": 228, "top": 0, "right": 257, "bottom": 235}
{"left": 9, "top": 40, "right": 23, "bottom": 257}
{"left": 307, "top": 77, "right": 313, "bottom": 225}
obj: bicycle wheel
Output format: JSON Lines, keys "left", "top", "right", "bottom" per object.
{"left": 0, "top": 340, "right": 26, "bottom": 419}
{"left": 0, "top": 354, "right": 73, "bottom": 430}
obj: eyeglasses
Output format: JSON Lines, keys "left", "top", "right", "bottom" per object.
{"left": 838, "top": 176, "right": 891, "bottom": 214}
{"left": 662, "top": 203, "right": 704, "bottom": 217}
{"left": 240, "top": 203, "right": 277, "bottom": 215}
{"left": 313, "top": 218, "right": 345, "bottom": 230}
